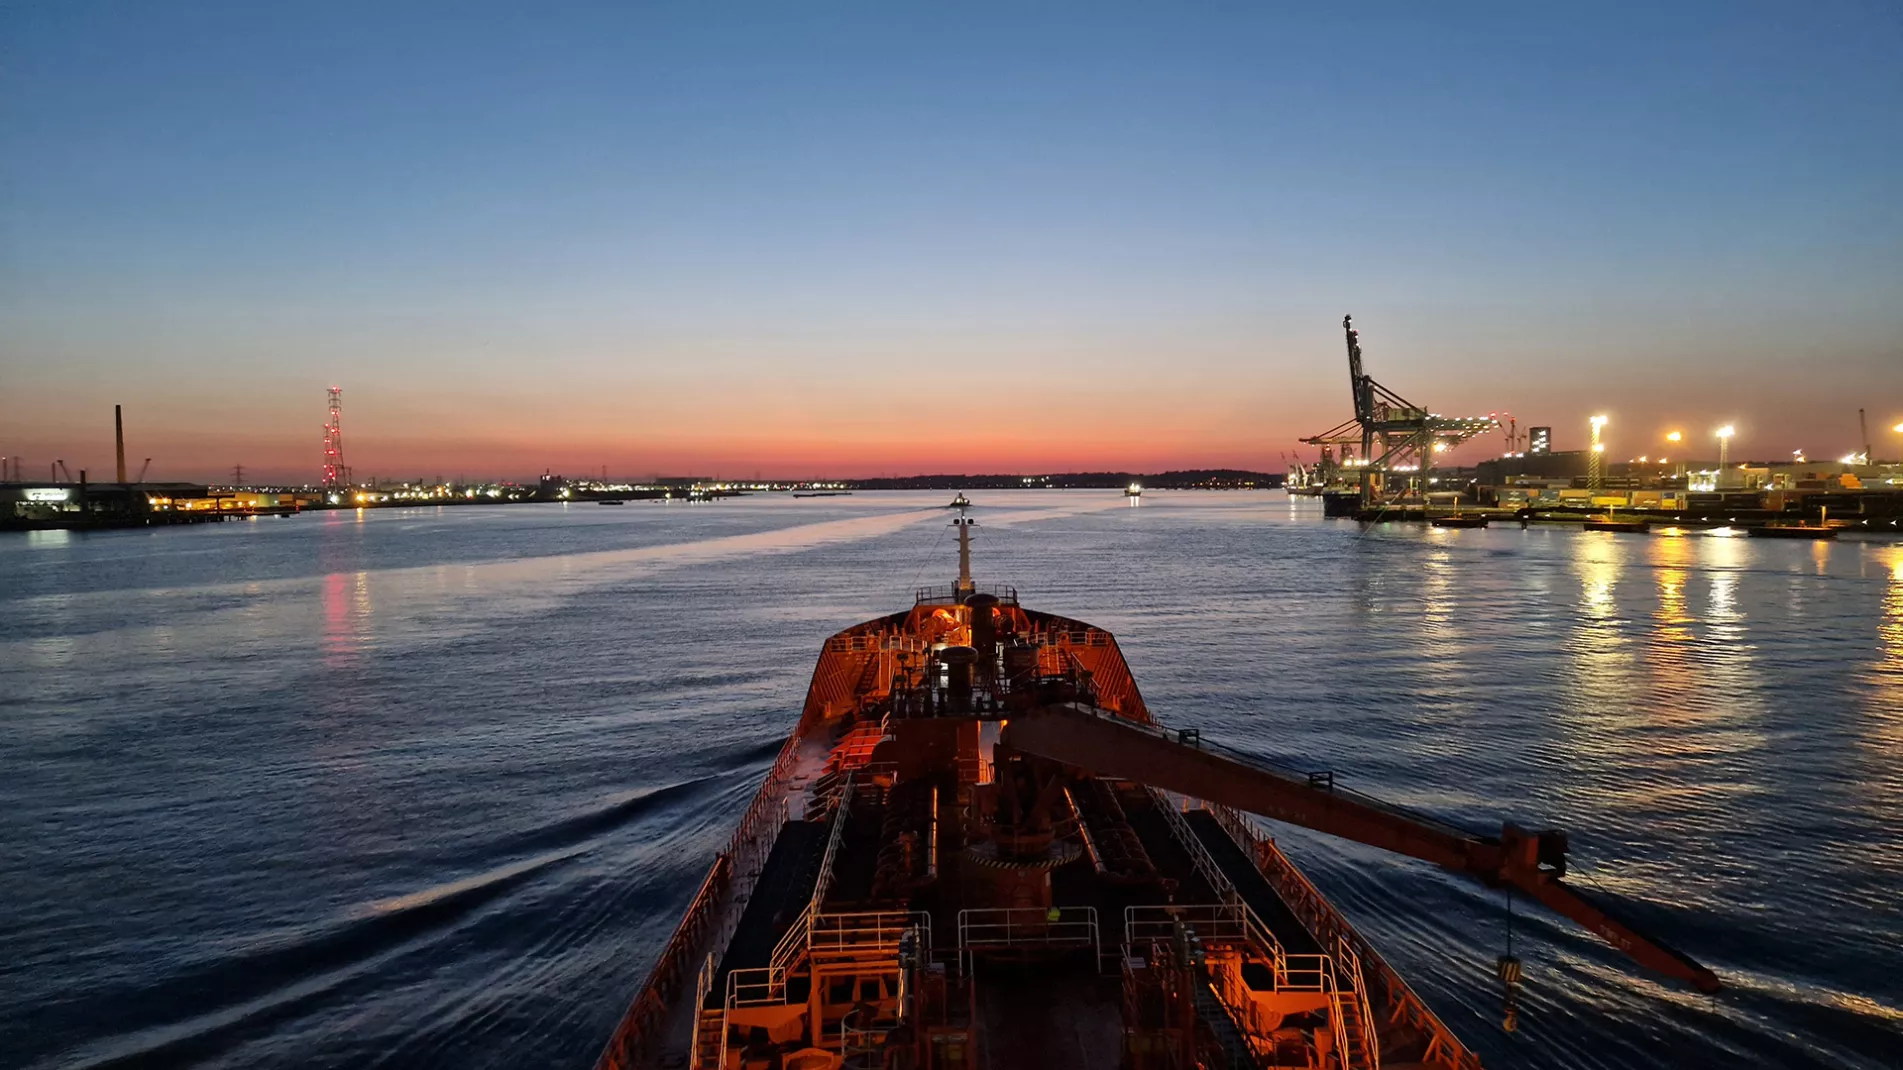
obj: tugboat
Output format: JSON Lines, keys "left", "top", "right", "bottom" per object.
{"left": 947, "top": 492, "right": 972, "bottom": 509}
{"left": 1125, "top": 483, "right": 1143, "bottom": 498}
{"left": 596, "top": 510, "right": 1718, "bottom": 1070}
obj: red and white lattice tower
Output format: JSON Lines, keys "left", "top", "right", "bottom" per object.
{"left": 322, "top": 386, "right": 346, "bottom": 489}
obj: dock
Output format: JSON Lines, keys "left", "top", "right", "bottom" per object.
{"left": 1, "top": 481, "right": 308, "bottom": 532}
{"left": 1331, "top": 502, "right": 1897, "bottom": 537}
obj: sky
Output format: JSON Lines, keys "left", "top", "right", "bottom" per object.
{"left": 3, "top": 1, "right": 1900, "bottom": 482}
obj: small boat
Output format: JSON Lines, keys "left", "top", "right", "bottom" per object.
{"left": 1748, "top": 524, "right": 1837, "bottom": 540}
{"left": 946, "top": 492, "right": 971, "bottom": 509}
{"left": 1430, "top": 513, "right": 1488, "bottom": 529}
{"left": 597, "top": 498, "right": 628, "bottom": 505}
{"left": 1124, "top": 483, "right": 1143, "bottom": 498}
{"left": 1583, "top": 515, "right": 1649, "bottom": 533}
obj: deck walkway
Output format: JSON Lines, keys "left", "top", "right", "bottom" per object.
{"left": 1182, "top": 810, "right": 1321, "bottom": 956}
{"left": 707, "top": 819, "right": 829, "bottom": 1005}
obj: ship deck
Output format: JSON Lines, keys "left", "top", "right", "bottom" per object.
{"left": 598, "top": 588, "right": 1482, "bottom": 1070}
{"left": 975, "top": 968, "right": 1123, "bottom": 1069}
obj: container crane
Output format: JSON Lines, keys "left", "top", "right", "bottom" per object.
{"left": 1001, "top": 701, "right": 1722, "bottom": 993}
{"left": 1299, "top": 316, "right": 1497, "bottom": 507}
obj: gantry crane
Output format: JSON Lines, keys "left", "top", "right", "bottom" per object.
{"left": 1300, "top": 316, "right": 1498, "bottom": 508}
{"left": 1001, "top": 701, "right": 1721, "bottom": 993}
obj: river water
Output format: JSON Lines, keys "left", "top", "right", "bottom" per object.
{"left": 2, "top": 491, "right": 1898, "bottom": 1069}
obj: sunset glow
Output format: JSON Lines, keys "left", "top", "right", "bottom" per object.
{"left": 3, "top": 4, "right": 1899, "bottom": 482}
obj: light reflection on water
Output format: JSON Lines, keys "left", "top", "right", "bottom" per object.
{"left": 1416, "top": 546, "right": 1457, "bottom": 695}
{"left": 1566, "top": 531, "right": 1629, "bottom": 704}
{"left": 1856, "top": 552, "right": 1903, "bottom": 876}
{"left": 1875, "top": 552, "right": 1903, "bottom": 690}
{"left": 0, "top": 493, "right": 1897, "bottom": 1070}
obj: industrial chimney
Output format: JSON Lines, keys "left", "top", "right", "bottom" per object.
{"left": 115, "top": 405, "right": 128, "bottom": 484}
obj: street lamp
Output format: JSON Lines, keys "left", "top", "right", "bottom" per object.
{"left": 1588, "top": 415, "right": 1609, "bottom": 492}
{"left": 1663, "top": 431, "right": 1684, "bottom": 479}
{"left": 1716, "top": 425, "right": 1735, "bottom": 473}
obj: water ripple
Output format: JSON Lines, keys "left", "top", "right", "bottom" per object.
{"left": 2, "top": 492, "right": 1896, "bottom": 1069}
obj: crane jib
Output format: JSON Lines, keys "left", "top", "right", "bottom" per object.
{"left": 1000, "top": 701, "right": 1722, "bottom": 994}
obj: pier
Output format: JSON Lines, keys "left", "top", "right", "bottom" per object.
{"left": 0, "top": 481, "right": 307, "bottom": 532}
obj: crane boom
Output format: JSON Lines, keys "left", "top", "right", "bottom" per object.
{"left": 1001, "top": 702, "right": 1721, "bottom": 993}
{"left": 1344, "top": 314, "right": 1372, "bottom": 424}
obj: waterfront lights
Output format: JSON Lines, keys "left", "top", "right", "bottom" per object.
{"left": 1666, "top": 430, "right": 1682, "bottom": 443}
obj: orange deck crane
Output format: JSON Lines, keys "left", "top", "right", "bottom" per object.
{"left": 1001, "top": 702, "right": 1722, "bottom": 993}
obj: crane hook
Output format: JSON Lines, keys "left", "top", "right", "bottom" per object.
{"left": 1498, "top": 888, "right": 1522, "bottom": 1032}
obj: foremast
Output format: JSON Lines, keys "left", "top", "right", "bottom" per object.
{"left": 953, "top": 505, "right": 976, "bottom": 598}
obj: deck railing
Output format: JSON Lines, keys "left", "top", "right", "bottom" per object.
{"left": 1210, "top": 803, "right": 1481, "bottom": 1070}
{"left": 914, "top": 583, "right": 1018, "bottom": 605}
{"left": 1205, "top": 949, "right": 1275, "bottom": 1059}
{"left": 1152, "top": 795, "right": 1391, "bottom": 1070}
{"left": 717, "top": 965, "right": 792, "bottom": 1070}
{"left": 1123, "top": 903, "right": 1252, "bottom": 947}
{"left": 825, "top": 631, "right": 931, "bottom": 655}
{"left": 810, "top": 773, "right": 856, "bottom": 908}
{"left": 710, "top": 909, "right": 934, "bottom": 1070}
{"left": 687, "top": 954, "right": 716, "bottom": 1070}
{"left": 1149, "top": 790, "right": 1291, "bottom": 978}
{"left": 1336, "top": 937, "right": 1382, "bottom": 1069}
{"left": 956, "top": 906, "right": 1100, "bottom": 973}
{"left": 727, "top": 965, "right": 790, "bottom": 1007}
{"left": 810, "top": 910, "right": 934, "bottom": 960}
{"left": 594, "top": 712, "right": 819, "bottom": 1070}
{"left": 1150, "top": 789, "right": 1244, "bottom": 909}
{"left": 766, "top": 787, "right": 912, "bottom": 974}
{"left": 593, "top": 852, "right": 731, "bottom": 1070}
{"left": 769, "top": 904, "right": 814, "bottom": 973}
{"left": 1289, "top": 953, "right": 1355, "bottom": 1070}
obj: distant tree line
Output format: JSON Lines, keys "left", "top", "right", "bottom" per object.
{"left": 849, "top": 470, "right": 1284, "bottom": 490}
